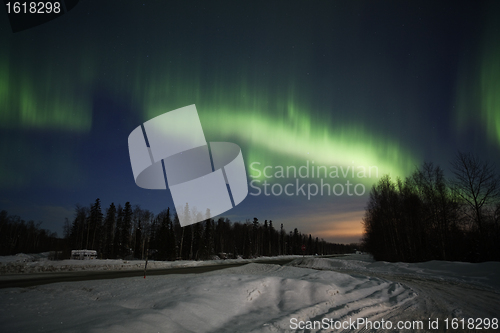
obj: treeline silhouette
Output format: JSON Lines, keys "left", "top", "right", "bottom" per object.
{"left": 0, "top": 201, "right": 355, "bottom": 259}
{"left": 67, "top": 201, "right": 355, "bottom": 260}
{"left": 362, "top": 152, "right": 500, "bottom": 263}
{"left": 0, "top": 203, "right": 355, "bottom": 259}
{"left": 0, "top": 210, "right": 62, "bottom": 256}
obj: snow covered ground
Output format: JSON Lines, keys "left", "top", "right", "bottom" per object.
{"left": 0, "top": 252, "right": 305, "bottom": 275}
{"left": 288, "top": 255, "right": 500, "bottom": 291}
{"left": 1, "top": 254, "right": 499, "bottom": 332}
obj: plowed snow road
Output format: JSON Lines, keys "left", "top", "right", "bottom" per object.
{"left": 0, "top": 258, "right": 299, "bottom": 289}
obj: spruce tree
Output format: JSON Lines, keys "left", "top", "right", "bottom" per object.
{"left": 121, "top": 202, "right": 133, "bottom": 258}
{"left": 89, "top": 198, "right": 103, "bottom": 252}
{"left": 104, "top": 203, "right": 116, "bottom": 258}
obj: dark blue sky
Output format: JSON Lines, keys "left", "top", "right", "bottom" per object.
{"left": 1, "top": 0, "right": 499, "bottom": 243}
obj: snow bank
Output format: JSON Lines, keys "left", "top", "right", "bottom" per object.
{"left": 289, "top": 254, "right": 500, "bottom": 291}
{"left": 0, "top": 262, "right": 416, "bottom": 332}
{"left": 0, "top": 253, "right": 306, "bottom": 275}
{"left": 0, "top": 252, "right": 49, "bottom": 264}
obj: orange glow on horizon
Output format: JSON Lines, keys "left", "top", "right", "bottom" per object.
{"left": 287, "top": 209, "right": 365, "bottom": 244}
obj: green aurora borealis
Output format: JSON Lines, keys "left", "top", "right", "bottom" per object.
{"left": 0, "top": 28, "right": 418, "bottom": 188}
{"left": 1, "top": 1, "right": 499, "bottom": 242}
{"left": 456, "top": 1, "right": 500, "bottom": 147}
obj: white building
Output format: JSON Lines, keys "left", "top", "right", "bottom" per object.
{"left": 71, "top": 250, "right": 97, "bottom": 260}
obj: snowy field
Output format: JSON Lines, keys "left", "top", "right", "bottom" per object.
{"left": 1, "top": 254, "right": 499, "bottom": 332}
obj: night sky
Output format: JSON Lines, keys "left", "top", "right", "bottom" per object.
{"left": 1, "top": 1, "right": 499, "bottom": 243}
